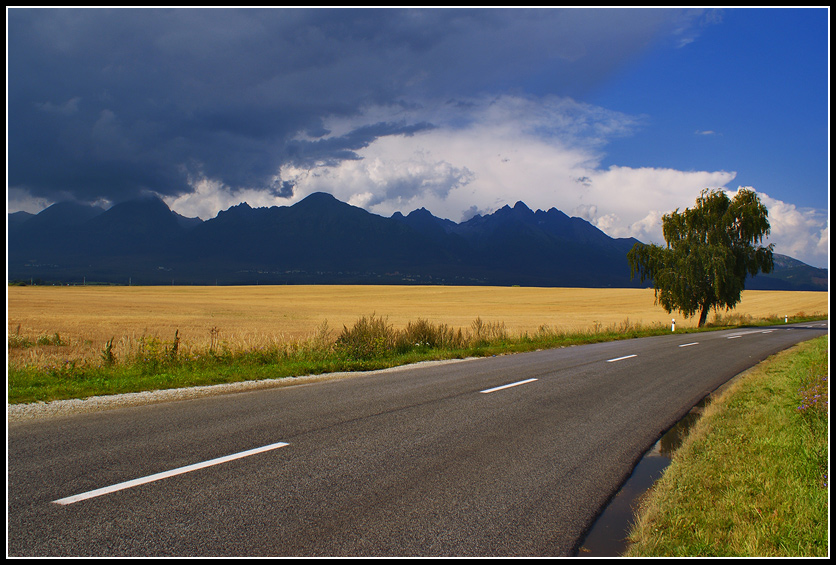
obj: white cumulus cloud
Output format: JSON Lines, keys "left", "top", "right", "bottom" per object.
{"left": 746, "top": 188, "right": 829, "bottom": 268}
{"left": 167, "top": 94, "right": 828, "bottom": 270}
{"left": 277, "top": 95, "right": 738, "bottom": 243}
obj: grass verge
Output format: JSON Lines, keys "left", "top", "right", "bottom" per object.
{"left": 625, "top": 335, "right": 829, "bottom": 557}
{"left": 7, "top": 313, "right": 826, "bottom": 405}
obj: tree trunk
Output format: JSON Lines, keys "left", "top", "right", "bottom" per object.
{"left": 698, "top": 304, "right": 710, "bottom": 327}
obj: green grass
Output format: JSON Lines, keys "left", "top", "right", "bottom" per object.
{"left": 625, "top": 335, "right": 829, "bottom": 557}
{"left": 4, "top": 318, "right": 639, "bottom": 404}
{"left": 7, "top": 313, "right": 826, "bottom": 405}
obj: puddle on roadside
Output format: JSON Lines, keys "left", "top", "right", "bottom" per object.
{"left": 574, "top": 398, "right": 707, "bottom": 557}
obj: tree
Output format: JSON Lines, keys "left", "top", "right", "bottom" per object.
{"left": 627, "top": 188, "right": 774, "bottom": 327}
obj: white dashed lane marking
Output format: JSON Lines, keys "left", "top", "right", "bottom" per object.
{"left": 480, "top": 378, "right": 538, "bottom": 394}
{"left": 606, "top": 354, "right": 637, "bottom": 363}
{"left": 53, "top": 441, "right": 290, "bottom": 506}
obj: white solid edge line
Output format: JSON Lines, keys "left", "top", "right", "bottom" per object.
{"left": 727, "top": 335, "right": 742, "bottom": 339}
{"left": 480, "top": 378, "right": 538, "bottom": 394}
{"left": 606, "top": 354, "right": 637, "bottom": 363}
{"left": 53, "top": 441, "right": 290, "bottom": 506}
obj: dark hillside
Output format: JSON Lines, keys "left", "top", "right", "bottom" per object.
{"left": 7, "top": 192, "right": 826, "bottom": 290}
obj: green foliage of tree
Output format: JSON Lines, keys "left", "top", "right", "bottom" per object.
{"left": 628, "top": 188, "right": 774, "bottom": 327}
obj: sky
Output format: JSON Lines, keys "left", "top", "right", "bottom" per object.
{"left": 6, "top": 7, "right": 830, "bottom": 268}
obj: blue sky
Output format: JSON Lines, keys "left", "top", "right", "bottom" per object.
{"left": 7, "top": 8, "right": 829, "bottom": 267}
{"left": 588, "top": 8, "right": 828, "bottom": 210}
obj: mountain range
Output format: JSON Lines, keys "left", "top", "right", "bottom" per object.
{"left": 7, "top": 192, "right": 827, "bottom": 291}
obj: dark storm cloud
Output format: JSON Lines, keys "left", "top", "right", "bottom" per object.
{"left": 8, "top": 7, "right": 691, "bottom": 206}
{"left": 283, "top": 121, "right": 436, "bottom": 169}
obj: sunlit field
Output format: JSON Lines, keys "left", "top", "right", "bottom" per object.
{"left": 7, "top": 285, "right": 828, "bottom": 369}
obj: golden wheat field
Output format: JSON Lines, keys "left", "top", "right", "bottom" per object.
{"left": 6, "top": 285, "right": 828, "bottom": 367}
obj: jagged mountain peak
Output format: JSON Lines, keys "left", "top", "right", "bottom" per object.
{"left": 407, "top": 207, "right": 434, "bottom": 218}
{"left": 213, "top": 200, "right": 257, "bottom": 222}
{"left": 7, "top": 192, "right": 826, "bottom": 290}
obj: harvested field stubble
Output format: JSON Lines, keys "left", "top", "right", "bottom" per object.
{"left": 7, "top": 285, "right": 827, "bottom": 368}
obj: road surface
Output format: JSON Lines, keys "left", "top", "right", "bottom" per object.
{"left": 7, "top": 321, "right": 828, "bottom": 556}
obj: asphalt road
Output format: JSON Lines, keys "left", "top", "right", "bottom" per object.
{"left": 7, "top": 321, "right": 828, "bottom": 556}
